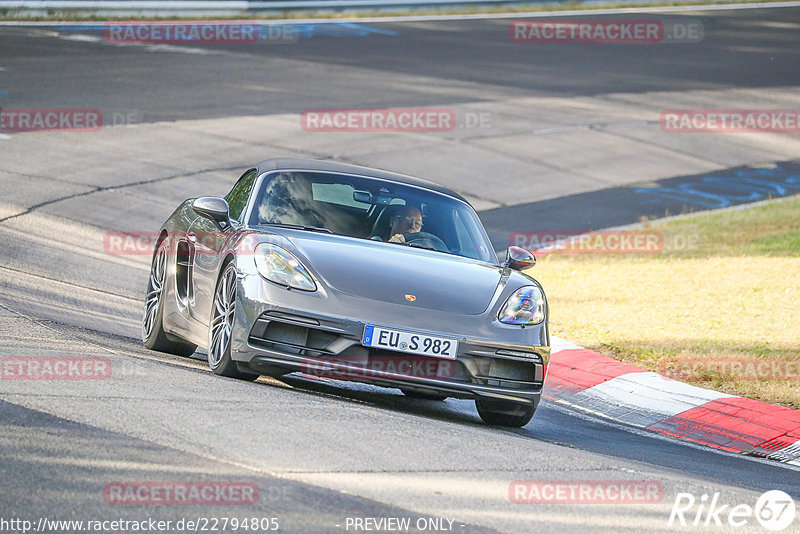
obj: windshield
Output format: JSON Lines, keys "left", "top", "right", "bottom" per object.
{"left": 248, "top": 171, "right": 497, "bottom": 263}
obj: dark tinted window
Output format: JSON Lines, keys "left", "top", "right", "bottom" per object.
{"left": 225, "top": 169, "right": 257, "bottom": 221}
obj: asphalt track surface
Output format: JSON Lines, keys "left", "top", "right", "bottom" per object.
{"left": 1, "top": 6, "right": 800, "bottom": 534}
{"left": 2, "top": 8, "right": 800, "bottom": 119}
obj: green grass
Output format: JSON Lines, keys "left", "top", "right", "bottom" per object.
{"left": 656, "top": 196, "right": 800, "bottom": 257}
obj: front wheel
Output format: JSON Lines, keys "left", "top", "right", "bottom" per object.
{"left": 142, "top": 239, "right": 197, "bottom": 357}
{"left": 476, "top": 399, "right": 536, "bottom": 427}
{"left": 208, "top": 261, "right": 259, "bottom": 381}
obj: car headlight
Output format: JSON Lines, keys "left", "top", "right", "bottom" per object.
{"left": 498, "top": 286, "right": 545, "bottom": 325}
{"left": 254, "top": 243, "right": 316, "bottom": 291}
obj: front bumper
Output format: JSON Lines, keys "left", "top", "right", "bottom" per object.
{"left": 230, "top": 273, "right": 549, "bottom": 405}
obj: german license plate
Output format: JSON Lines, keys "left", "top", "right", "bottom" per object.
{"left": 362, "top": 325, "right": 457, "bottom": 359}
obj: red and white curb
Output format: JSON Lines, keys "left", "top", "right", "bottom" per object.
{"left": 546, "top": 337, "right": 800, "bottom": 466}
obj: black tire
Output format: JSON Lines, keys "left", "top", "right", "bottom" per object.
{"left": 142, "top": 239, "right": 197, "bottom": 357}
{"left": 400, "top": 388, "right": 448, "bottom": 401}
{"left": 475, "top": 399, "right": 536, "bottom": 427}
{"left": 208, "top": 261, "right": 259, "bottom": 381}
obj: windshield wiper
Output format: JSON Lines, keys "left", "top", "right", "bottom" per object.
{"left": 262, "top": 223, "right": 333, "bottom": 234}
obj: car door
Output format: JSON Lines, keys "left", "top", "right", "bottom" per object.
{"left": 188, "top": 169, "right": 258, "bottom": 327}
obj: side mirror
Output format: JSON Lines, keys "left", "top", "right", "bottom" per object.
{"left": 504, "top": 246, "right": 536, "bottom": 270}
{"left": 192, "top": 197, "right": 231, "bottom": 230}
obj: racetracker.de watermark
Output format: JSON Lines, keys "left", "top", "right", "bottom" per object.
{"left": 509, "top": 229, "right": 706, "bottom": 255}
{"left": 302, "top": 356, "right": 457, "bottom": 381}
{"left": 0, "top": 108, "right": 102, "bottom": 133}
{"left": 510, "top": 230, "right": 662, "bottom": 255}
{"left": 104, "top": 482, "right": 259, "bottom": 506}
{"left": 509, "top": 480, "right": 664, "bottom": 504}
{"left": 104, "top": 22, "right": 298, "bottom": 44}
{"left": 301, "top": 108, "right": 459, "bottom": 132}
{"left": 0, "top": 356, "right": 112, "bottom": 380}
{"left": 104, "top": 231, "right": 269, "bottom": 256}
{"left": 509, "top": 18, "right": 703, "bottom": 43}
{"left": 661, "top": 109, "right": 800, "bottom": 133}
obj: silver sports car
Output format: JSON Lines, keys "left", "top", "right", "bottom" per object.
{"left": 143, "top": 159, "right": 549, "bottom": 427}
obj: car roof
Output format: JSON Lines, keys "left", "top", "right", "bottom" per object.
{"left": 255, "top": 158, "right": 469, "bottom": 205}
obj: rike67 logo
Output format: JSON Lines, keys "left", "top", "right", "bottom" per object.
{"left": 669, "top": 490, "right": 796, "bottom": 531}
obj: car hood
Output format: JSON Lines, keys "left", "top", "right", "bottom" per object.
{"left": 288, "top": 233, "right": 503, "bottom": 315}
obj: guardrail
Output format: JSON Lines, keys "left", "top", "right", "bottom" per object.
{"left": 1, "top": 0, "right": 780, "bottom": 17}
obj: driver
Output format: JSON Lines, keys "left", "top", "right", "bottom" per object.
{"left": 387, "top": 206, "right": 423, "bottom": 243}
